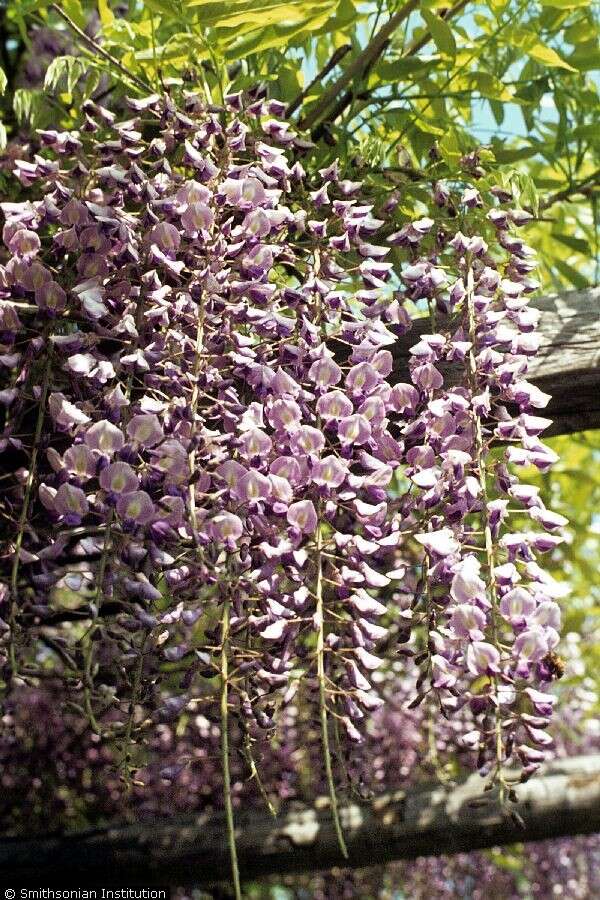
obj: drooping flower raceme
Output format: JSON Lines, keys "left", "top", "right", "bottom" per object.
{"left": 389, "top": 194, "right": 566, "bottom": 788}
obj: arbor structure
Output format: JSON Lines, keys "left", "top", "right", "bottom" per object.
{"left": 0, "top": 3, "right": 599, "bottom": 898}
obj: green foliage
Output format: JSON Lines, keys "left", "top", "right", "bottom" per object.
{"left": 420, "top": 7, "right": 457, "bottom": 58}
{"left": 13, "top": 88, "right": 43, "bottom": 126}
{"left": 44, "top": 54, "right": 87, "bottom": 94}
{"left": 528, "top": 432, "right": 600, "bottom": 671}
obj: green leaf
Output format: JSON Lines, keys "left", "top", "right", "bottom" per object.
{"left": 61, "top": 0, "right": 86, "bottom": 29}
{"left": 0, "top": 68, "right": 6, "bottom": 96}
{"left": 142, "top": 0, "right": 181, "bottom": 12}
{"left": 489, "top": 99, "right": 505, "bottom": 126}
{"left": 376, "top": 57, "right": 436, "bottom": 82}
{"left": 492, "top": 144, "right": 539, "bottom": 163}
{"left": 413, "top": 116, "right": 445, "bottom": 136}
{"left": 469, "top": 71, "right": 513, "bottom": 102}
{"left": 571, "top": 123, "right": 600, "bottom": 142}
{"left": 44, "top": 56, "right": 86, "bottom": 95}
{"left": 276, "top": 64, "right": 301, "bottom": 98}
{"left": 176, "top": 0, "right": 344, "bottom": 58}
{"left": 13, "top": 88, "right": 42, "bottom": 126}
{"left": 526, "top": 43, "right": 577, "bottom": 72}
{"left": 554, "top": 258, "right": 590, "bottom": 288}
{"left": 185, "top": 0, "right": 330, "bottom": 27}
{"left": 439, "top": 130, "right": 461, "bottom": 165}
{"left": 97, "top": 0, "right": 115, "bottom": 25}
{"left": 420, "top": 6, "right": 456, "bottom": 57}
{"left": 552, "top": 233, "right": 590, "bottom": 254}
{"left": 513, "top": 75, "right": 550, "bottom": 104}
{"left": 0, "top": 120, "right": 6, "bottom": 153}
{"left": 564, "top": 19, "right": 594, "bottom": 44}
{"left": 222, "top": 5, "right": 338, "bottom": 58}
{"left": 210, "top": 3, "right": 327, "bottom": 29}
{"left": 568, "top": 45, "right": 600, "bottom": 71}
{"left": 44, "top": 57, "right": 69, "bottom": 93}
{"left": 517, "top": 172, "right": 540, "bottom": 216}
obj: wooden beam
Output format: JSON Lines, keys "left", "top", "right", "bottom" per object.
{"left": 388, "top": 287, "right": 600, "bottom": 437}
{"left": 2, "top": 754, "right": 600, "bottom": 888}
{"left": 525, "top": 288, "right": 600, "bottom": 435}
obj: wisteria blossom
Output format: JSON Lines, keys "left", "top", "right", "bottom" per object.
{"left": 0, "top": 88, "right": 567, "bottom": 879}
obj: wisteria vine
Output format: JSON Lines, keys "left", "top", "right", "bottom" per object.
{"left": 0, "top": 88, "right": 568, "bottom": 891}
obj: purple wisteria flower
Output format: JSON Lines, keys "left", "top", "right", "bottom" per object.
{"left": 0, "top": 88, "right": 566, "bottom": 808}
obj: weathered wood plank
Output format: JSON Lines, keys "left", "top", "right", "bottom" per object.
{"left": 388, "top": 287, "right": 600, "bottom": 437}
{"left": 2, "top": 754, "right": 600, "bottom": 887}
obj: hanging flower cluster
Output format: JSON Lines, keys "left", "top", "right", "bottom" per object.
{"left": 0, "top": 88, "right": 567, "bottom": 860}
{"left": 391, "top": 190, "right": 569, "bottom": 790}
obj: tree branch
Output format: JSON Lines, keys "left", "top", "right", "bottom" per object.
{"left": 309, "top": 0, "right": 471, "bottom": 136}
{"left": 298, "top": 1, "right": 421, "bottom": 131}
{"left": 2, "top": 754, "right": 600, "bottom": 887}
{"left": 49, "top": 2, "right": 152, "bottom": 94}
{"left": 542, "top": 168, "right": 600, "bottom": 211}
{"left": 286, "top": 44, "right": 352, "bottom": 118}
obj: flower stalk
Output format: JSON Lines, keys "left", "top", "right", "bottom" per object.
{"left": 315, "top": 516, "right": 348, "bottom": 859}
{"left": 220, "top": 596, "right": 242, "bottom": 900}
